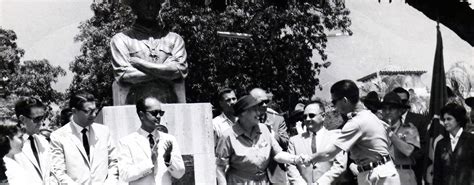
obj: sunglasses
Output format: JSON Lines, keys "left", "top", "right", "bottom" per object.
{"left": 25, "top": 115, "right": 46, "bottom": 123}
{"left": 303, "top": 113, "right": 324, "bottom": 119}
{"left": 146, "top": 110, "right": 165, "bottom": 117}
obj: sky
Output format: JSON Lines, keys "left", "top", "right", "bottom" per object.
{"left": 1, "top": 0, "right": 473, "bottom": 100}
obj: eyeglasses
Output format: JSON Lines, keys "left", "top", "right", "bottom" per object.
{"left": 79, "top": 108, "right": 100, "bottom": 116}
{"left": 25, "top": 115, "right": 46, "bottom": 123}
{"left": 303, "top": 113, "right": 324, "bottom": 119}
{"left": 146, "top": 110, "right": 165, "bottom": 117}
{"left": 331, "top": 97, "right": 344, "bottom": 106}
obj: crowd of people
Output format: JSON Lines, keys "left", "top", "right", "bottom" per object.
{"left": 0, "top": 79, "right": 473, "bottom": 185}
{"left": 212, "top": 80, "right": 474, "bottom": 185}
{"left": 0, "top": 93, "right": 184, "bottom": 184}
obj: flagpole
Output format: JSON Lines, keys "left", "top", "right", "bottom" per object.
{"left": 424, "top": 23, "right": 448, "bottom": 185}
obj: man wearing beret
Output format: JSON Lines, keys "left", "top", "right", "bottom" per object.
{"left": 381, "top": 92, "right": 420, "bottom": 185}
{"left": 215, "top": 95, "right": 306, "bottom": 185}
{"left": 392, "top": 87, "right": 429, "bottom": 185}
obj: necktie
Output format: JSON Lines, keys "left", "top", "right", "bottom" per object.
{"left": 311, "top": 132, "right": 317, "bottom": 154}
{"left": 148, "top": 134, "right": 154, "bottom": 149}
{"left": 28, "top": 135, "right": 41, "bottom": 168}
{"left": 81, "top": 128, "right": 90, "bottom": 158}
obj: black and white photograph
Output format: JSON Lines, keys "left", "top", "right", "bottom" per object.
{"left": 1, "top": 0, "right": 473, "bottom": 184}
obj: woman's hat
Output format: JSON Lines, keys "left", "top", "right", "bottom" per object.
{"left": 381, "top": 92, "right": 411, "bottom": 109}
{"left": 233, "top": 95, "right": 261, "bottom": 116}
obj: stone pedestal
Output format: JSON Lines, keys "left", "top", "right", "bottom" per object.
{"left": 100, "top": 103, "right": 215, "bottom": 184}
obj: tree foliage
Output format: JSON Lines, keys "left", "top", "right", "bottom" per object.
{"left": 69, "top": 1, "right": 351, "bottom": 110}
{"left": 0, "top": 27, "right": 24, "bottom": 77}
{"left": 0, "top": 27, "right": 66, "bottom": 120}
{"left": 68, "top": 3, "right": 135, "bottom": 106}
{"left": 7, "top": 59, "right": 66, "bottom": 103}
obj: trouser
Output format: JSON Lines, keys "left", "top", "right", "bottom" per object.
{"left": 357, "top": 161, "right": 400, "bottom": 185}
{"left": 396, "top": 168, "right": 417, "bottom": 185}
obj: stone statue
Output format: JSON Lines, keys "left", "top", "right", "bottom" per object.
{"left": 110, "top": 0, "right": 187, "bottom": 105}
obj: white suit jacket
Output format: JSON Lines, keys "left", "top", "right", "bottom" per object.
{"left": 49, "top": 122, "right": 118, "bottom": 185}
{"left": 288, "top": 128, "right": 347, "bottom": 185}
{"left": 118, "top": 129, "right": 185, "bottom": 185}
{"left": 4, "top": 156, "right": 35, "bottom": 185}
{"left": 14, "top": 134, "right": 51, "bottom": 184}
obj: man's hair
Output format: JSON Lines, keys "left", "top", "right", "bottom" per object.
{"left": 69, "top": 92, "right": 96, "bottom": 110}
{"left": 217, "top": 88, "right": 234, "bottom": 101}
{"left": 213, "top": 87, "right": 234, "bottom": 111}
{"left": 392, "top": 87, "right": 410, "bottom": 100}
{"left": 14, "top": 97, "right": 45, "bottom": 118}
{"left": 136, "top": 96, "right": 159, "bottom": 114}
{"left": 441, "top": 103, "right": 468, "bottom": 128}
{"left": 330, "top": 80, "right": 359, "bottom": 104}
{"left": 304, "top": 99, "right": 326, "bottom": 113}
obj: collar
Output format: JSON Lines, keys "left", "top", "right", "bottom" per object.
{"left": 137, "top": 127, "right": 160, "bottom": 140}
{"left": 304, "top": 130, "right": 318, "bottom": 137}
{"left": 71, "top": 120, "right": 90, "bottom": 133}
{"left": 450, "top": 127, "right": 463, "bottom": 139}
{"left": 346, "top": 102, "right": 366, "bottom": 120}
{"left": 234, "top": 122, "right": 262, "bottom": 139}
{"left": 220, "top": 113, "right": 237, "bottom": 124}
{"left": 401, "top": 111, "right": 408, "bottom": 123}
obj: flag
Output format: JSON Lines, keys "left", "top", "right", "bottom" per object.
{"left": 424, "top": 23, "right": 448, "bottom": 185}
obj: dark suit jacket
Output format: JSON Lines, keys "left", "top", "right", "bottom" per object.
{"left": 433, "top": 131, "right": 474, "bottom": 185}
{"left": 264, "top": 112, "right": 290, "bottom": 184}
{"left": 404, "top": 112, "right": 429, "bottom": 184}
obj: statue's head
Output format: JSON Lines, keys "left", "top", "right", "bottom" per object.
{"left": 123, "top": 0, "right": 169, "bottom": 21}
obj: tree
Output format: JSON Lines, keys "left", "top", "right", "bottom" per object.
{"left": 7, "top": 59, "right": 66, "bottom": 104}
{"left": 69, "top": 1, "right": 351, "bottom": 110}
{"left": 0, "top": 27, "right": 66, "bottom": 119}
{"left": 0, "top": 27, "right": 24, "bottom": 77}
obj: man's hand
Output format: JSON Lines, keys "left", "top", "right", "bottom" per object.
{"left": 163, "top": 140, "right": 173, "bottom": 165}
{"left": 129, "top": 57, "right": 144, "bottom": 67}
{"left": 294, "top": 154, "right": 311, "bottom": 166}
{"left": 301, "top": 154, "right": 313, "bottom": 167}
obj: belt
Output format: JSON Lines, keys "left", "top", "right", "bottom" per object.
{"left": 227, "top": 168, "right": 267, "bottom": 181}
{"left": 395, "top": 164, "right": 413, "bottom": 170}
{"left": 357, "top": 155, "right": 391, "bottom": 172}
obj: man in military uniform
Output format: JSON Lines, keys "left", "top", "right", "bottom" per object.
{"left": 250, "top": 88, "right": 289, "bottom": 184}
{"left": 308, "top": 80, "right": 400, "bottom": 185}
{"left": 381, "top": 92, "right": 420, "bottom": 185}
{"left": 392, "top": 87, "right": 429, "bottom": 184}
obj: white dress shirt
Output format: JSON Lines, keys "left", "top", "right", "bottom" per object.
{"left": 450, "top": 128, "right": 463, "bottom": 151}
{"left": 71, "top": 120, "right": 91, "bottom": 143}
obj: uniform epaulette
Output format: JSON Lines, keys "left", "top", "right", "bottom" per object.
{"left": 346, "top": 112, "right": 358, "bottom": 120}
{"left": 266, "top": 111, "right": 279, "bottom": 116}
